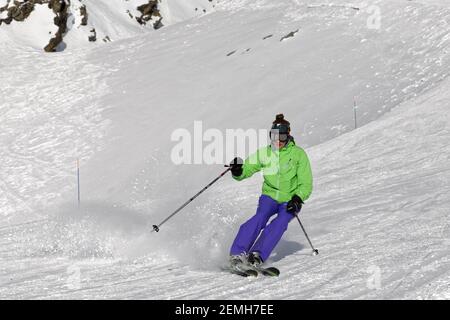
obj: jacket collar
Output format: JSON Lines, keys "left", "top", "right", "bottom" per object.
{"left": 270, "top": 137, "right": 295, "bottom": 153}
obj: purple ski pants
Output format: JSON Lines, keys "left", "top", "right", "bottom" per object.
{"left": 230, "top": 194, "right": 294, "bottom": 262}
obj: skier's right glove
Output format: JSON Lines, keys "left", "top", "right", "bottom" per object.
{"left": 287, "top": 195, "right": 303, "bottom": 215}
{"left": 229, "top": 157, "right": 243, "bottom": 177}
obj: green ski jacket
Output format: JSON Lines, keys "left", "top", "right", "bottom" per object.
{"left": 233, "top": 140, "right": 313, "bottom": 203}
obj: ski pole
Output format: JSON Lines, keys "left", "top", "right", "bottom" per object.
{"left": 295, "top": 212, "right": 319, "bottom": 256}
{"left": 152, "top": 166, "right": 232, "bottom": 232}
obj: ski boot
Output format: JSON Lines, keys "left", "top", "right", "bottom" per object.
{"left": 228, "top": 254, "right": 258, "bottom": 277}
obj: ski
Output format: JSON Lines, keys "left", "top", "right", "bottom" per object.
{"left": 223, "top": 263, "right": 279, "bottom": 277}
{"left": 230, "top": 268, "right": 258, "bottom": 277}
{"left": 252, "top": 266, "right": 280, "bottom": 277}
{"left": 222, "top": 266, "right": 258, "bottom": 277}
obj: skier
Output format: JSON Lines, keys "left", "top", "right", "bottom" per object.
{"left": 228, "top": 114, "right": 313, "bottom": 271}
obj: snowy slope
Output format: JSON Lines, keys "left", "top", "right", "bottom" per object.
{"left": 1, "top": 78, "right": 448, "bottom": 299}
{"left": 0, "top": 0, "right": 449, "bottom": 299}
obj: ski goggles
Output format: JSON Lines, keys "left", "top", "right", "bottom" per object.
{"left": 270, "top": 130, "right": 289, "bottom": 142}
{"left": 271, "top": 123, "right": 290, "bottom": 134}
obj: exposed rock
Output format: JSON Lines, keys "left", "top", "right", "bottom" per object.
{"left": 88, "top": 28, "right": 96, "bottom": 42}
{"left": 45, "top": 0, "right": 69, "bottom": 52}
{"left": 280, "top": 29, "right": 299, "bottom": 42}
{"left": 0, "top": 0, "right": 10, "bottom": 24}
{"left": 0, "top": 1, "right": 9, "bottom": 14}
{"left": 0, "top": 0, "right": 70, "bottom": 51}
{"left": 136, "top": 0, "right": 162, "bottom": 29}
{"left": 137, "top": 0, "right": 158, "bottom": 17}
{"left": 7, "top": 1, "right": 35, "bottom": 22}
{"left": 44, "top": 33, "right": 62, "bottom": 52}
{"left": 153, "top": 18, "right": 163, "bottom": 30}
{"left": 0, "top": 0, "right": 186, "bottom": 52}
{"left": 80, "top": 4, "right": 87, "bottom": 26}
{"left": 48, "top": 0, "right": 66, "bottom": 15}
{"left": 0, "top": 16, "right": 12, "bottom": 25}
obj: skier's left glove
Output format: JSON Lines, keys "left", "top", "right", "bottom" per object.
{"left": 229, "top": 157, "right": 243, "bottom": 177}
{"left": 286, "top": 195, "right": 303, "bottom": 215}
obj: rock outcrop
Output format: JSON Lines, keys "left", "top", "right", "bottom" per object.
{"left": 79, "top": 4, "right": 87, "bottom": 26}
{"left": 44, "top": 0, "right": 70, "bottom": 52}
{"left": 1, "top": 0, "right": 38, "bottom": 25}
{"left": 0, "top": 0, "right": 70, "bottom": 51}
{"left": 136, "top": 0, "right": 163, "bottom": 29}
{"left": 0, "top": 0, "right": 217, "bottom": 51}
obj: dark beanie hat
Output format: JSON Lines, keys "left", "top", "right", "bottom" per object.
{"left": 271, "top": 114, "right": 290, "bottom": 133}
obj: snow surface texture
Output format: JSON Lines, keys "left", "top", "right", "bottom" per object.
{"left": 0, "top": 0, "right": 449, "bottom": 299}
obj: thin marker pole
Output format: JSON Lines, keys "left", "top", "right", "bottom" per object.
{"left": 77, "top": 158, "right": 80, "bottom": 207}
{"left": 353, "top": 97, "right": 358, "bottom": 130}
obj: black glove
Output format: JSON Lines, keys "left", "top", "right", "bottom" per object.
{"left": 230, "top": 157, "right": 243, "bottom": 177}
{"left": 287, "top": 195, "right": 303, "bottom": 214}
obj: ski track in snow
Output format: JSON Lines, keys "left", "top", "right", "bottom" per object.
{"left": 1, "top": 0, "right": 449, "bottom": 299}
